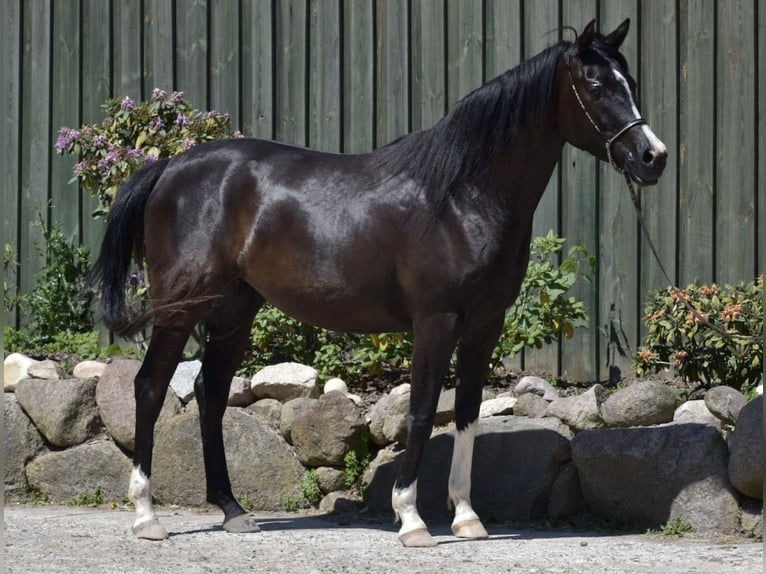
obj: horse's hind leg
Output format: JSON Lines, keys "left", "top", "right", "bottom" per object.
{"left": 131, "top": 319, "right": 201, "bottom": 540}
{"left": 392, "top": 313, "right": 460, "bottom": 547}
{"left": 448, "top": 316, "right": 504, "bottom": 540}
{"left": 195, "top": 282, "right": 263, "bottom": 533}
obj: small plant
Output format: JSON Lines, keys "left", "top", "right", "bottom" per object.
{"left": 647, "top": 515, "right": 695, "bottom": 537}
{"left": 493, "top": 230, "right": 594, "bottom": 363}
{"left": 635, "top": 277, "right": 763, "bottom": 394}
{"left": 282, "top": 495, "right": 299, "bottom": 512}
{"left": 239, "top": 493, "right": 255, "bottom": 512}
{"left": 344, "top": 435, "right": 372, "bottom": 494}
{"left": 298, "top": 470, "right": 323, "bottom": 508}
{"left": 56, "top": 89, "right": 240, "bottom": 217}
{"left": 65, "top": 488, "right": 106, "bottom": 507}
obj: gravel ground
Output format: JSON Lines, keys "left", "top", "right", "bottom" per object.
{"left": 4, "top": 504, "right": 762, "bottom": 574}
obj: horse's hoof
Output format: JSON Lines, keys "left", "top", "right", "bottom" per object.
{"left": 399, "top": 528, "right": 437, "bottom": 547}
{"left": 223, "top": 514, "right": 261, "bottom": 533}
{"left": 452, "top": 519, "right": 489, "bottom": 539}
{"left": 132, "top": 519, "right": 169, "bottom": 541}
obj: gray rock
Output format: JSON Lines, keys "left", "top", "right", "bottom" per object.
{"left": 600, "top": 381, "right": 676, "bottom": 428}
{"left": 319, "top": 491, "right": 363, "bottom": 514}
{"left": 548, "top": 461, "right": 586, "bottom": 519}
{"left": 368, "top": 392, "right": 409, "bottom": 447}
{"left": 153, "top": 407, "right": 304, "bottom": 510}
{"left": 315, "top": 466, "right": 347, "bottom": 493}
{"left": 516, "top": 375, "right": 560, "bottom": 401}
{"left": 673, "top": 400, "right": 721, "bottom": 430}
{"left": 27, "top": 360, "right": 62, "bottom": 380}
{"left": 4, "top": 353, "right": 40, "bottom": 392}
{"left": 479, "top": 396, "right": 517, "bottom": 418}
{"left": 435, "top": 388, "right": 455, "bottom": 426}
{"left": 247, "top": 398, "right": 282, "bottom": 428}
{"left": 25, "top": 440, "right": 132, "bottom": 502}
{"left": 95, "top": 359, "right": 181, "bottom": 452}
{"left": 323, "top": 378, "right": 348, "bottom": 394}
{"left": 513, "top": 393, "right": 549, "bottom": 418}
{"left": 291, "top": 391, "right": 367, "bottom": 467}
{"left": 727, "top": 396, "right": 763, "bottom": 500}
{"left": 227, "top": 376, "right": 257, "bottom": 407}
{"left": 546, "top": 385, "right": 607, "bottom": 431}
{"left": 364, "top": 416, "right": 572, "bottom": 522}
{"left": 15, "top": 378, "right": 101, "bottom": 448}
{"left": 169, "top": 360, "right": 201, "bottom": 402}
{"left": 4, "top": 394, "right": 45, "bottom": 493}
{"left": 739, "top": 497, "right": 763, "bottom": 538}
{"left": 251, "top": 363, "right": 319, "bottom": 401}
{"left": 389, "top": 383, "right": 411, "bottom": 396}
{"left": 572, "top": 424, "right": 740, "bottom": 533}
{"left": 73, "top": 360, "right": 108, "bottom": 380}
{"left": 704, "top": 386, "right": 748, "bottom": 426}
{"left": 280, "top": 397, "right": 316, "bottom": 444}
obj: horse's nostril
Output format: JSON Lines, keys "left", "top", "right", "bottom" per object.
{"left": 642, "top": 149, "right": 655, "bottom": 165}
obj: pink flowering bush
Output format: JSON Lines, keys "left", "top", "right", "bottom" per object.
{"left": 56, "top": 89, "right": 241, "bottom": 217}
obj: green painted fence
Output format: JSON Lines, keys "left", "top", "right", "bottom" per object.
{"left": 2, "top": 0, "right": 762, "bottom": 382}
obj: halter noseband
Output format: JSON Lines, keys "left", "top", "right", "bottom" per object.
{"left": 566, "top": 56, "right": 646, "bottom": 174}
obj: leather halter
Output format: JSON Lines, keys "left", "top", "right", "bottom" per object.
{"left": 566, "top": 58, "right": 646, "bottom": 174}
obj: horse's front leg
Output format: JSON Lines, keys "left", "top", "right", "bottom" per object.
{"left": 392, "top": 313, "right": 460, "bottom": 547}
{"left": 449, "top": 316, "right": 504, "bottom": 539}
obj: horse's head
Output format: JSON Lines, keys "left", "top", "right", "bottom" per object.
{"left": 558, "top": 19, "right": 667, "bottom": 186}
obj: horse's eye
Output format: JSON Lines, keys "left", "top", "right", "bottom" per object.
{"left": 588, "top": 83, "right": 602, "bottom": 100}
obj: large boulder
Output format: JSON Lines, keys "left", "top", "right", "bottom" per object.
{"left": 704, "top": 386, "right": 748, "bottom": 426}
{"left": 727, "top": 396, "right": 763, "bottom": 500}
{"left": 291, "top": 391, "right": 367, "bottom": 467}
{"left": 673, "top": 400, "right": 721, "bottom": 430}
{"left": 228, "top": 375, "right": 257, "bottom": 407}
{"left": 479, "top": 396, "right": 517, "bottom": 418}
{"left": 4, "top": 394, "right": 45, "bottom": 493}
{"left": 152, "top": 406, "right": 304, "bottom": 510}
{"left": 280, "top": 397, "right": 317, "bottom": 444}
{"left": 364, "top": 415, "right": 573, "bottom": 522}
{"left": 368, "top": 392, "right": 409, "bottom": 447}
{"left": 247, "top": 398, "right": 282, "bottom": 428}
{"left": 546, "top": 384, "right": 607, "bottom": 431}
{"left": 27, "top": 359, "right": 62, "bottom": 380}
{"left": 572, "top": 424, "right": 740, "bottom": 533}
{"left": 600, "top": 381, "right": 677, "bottom": 428}
{"left": 73, "top": 360, "right": 108, "bottom": 380}
{"left": 25, "top": 440, "right": 132, "bottom": 502}
{"left": 14, "top": 378, "right": 101, "bottom": 448}
{"left": 4, "top": 353, "right": 40, "bottom": 392}
{"left": 515, "top": 375, "right": 560, "bottom": 401}
{"left": 513, "top": 393, "right": 549, "bottom": 418}
{"left": 95, "top": 359, "right": 181, "bottom": 452}
{"left": 251, "top": 363, "right": 319, "bottom": 401}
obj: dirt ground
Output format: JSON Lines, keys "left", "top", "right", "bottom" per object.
{"left": 4, "top": 504, "right": 762, "bottom": 574}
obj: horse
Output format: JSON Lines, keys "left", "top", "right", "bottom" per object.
{"left": 91, "top": 18, "right": 666, "bottom": 547}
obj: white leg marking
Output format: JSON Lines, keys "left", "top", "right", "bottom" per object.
{"left": 448, "top": 422, "right": 481, "bottom": 526}
{"left": 129, "top": 466, "right": 158, "bottom": 528}
{"left": 391, "top": 481, "right": 428, "bottom": 536}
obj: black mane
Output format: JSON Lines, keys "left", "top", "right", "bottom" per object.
{"left": 377, "top": 41, "right": 571, "bottom": 210}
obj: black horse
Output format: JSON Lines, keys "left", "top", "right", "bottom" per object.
{"left": 92, "top": 19, "right": 666, "bottom": 546}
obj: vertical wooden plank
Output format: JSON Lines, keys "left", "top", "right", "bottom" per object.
{"left": 242, "top": 0, "right": 274, "bottom": 139}
{"left": 598, "top": 0, "right": 640, "bottom": 382}
{"left": 640, "top": 1, "right": 678, "bottom": 321}
{"left": 176, "top": 0, "right": 209, "bottom": 109}
{"left": 50, "top": 0, "right": 81, "bottom": 241}
{"left": 112, "top": 0, "right": 143, "bottom": 100}
{"left": 1, "top": 0, "right": 22, "bottom": 329}
{"left": 144, "top": 0, "right": 175, "bottom": 98}
{"left": 523, "top": 0, "right": 561, "bottom": 375}
{"left": 484, "top": 0, "right": 522, "bottom": 79}
{"left": 759, "top": 0, "right": 765, "bottom": 277}
{"left": 275, "top": 0, "right": 307, "bottom": 146}
{"left": 18, "top": 0, "right": 52, "bottom": 316}
{"left": 309, "top": 0, "right": 341, "bottom": 151}
{"left": 410, "top": 0, "right": 446, "bottom": 132}
{"left": 210, "top": 0, "right": 240, "bottom": 125}
{"left": 342, "top": 0, "right": 373, "bottom": 152}
{"left": 446, "top": 0, "right": 483, "bottom": 106}
{"left": 560, "top": 0, "right": 600, "bottom": 382}
{"left": 80, "top": 0, "right": 111, "bottom": 263}
{"left": 716, "top": 0, "right": 756, "bottom": 284}
{"left": 678, "top": 0, "right": 715, "bottom": 285}
{"left": 376, "top": 0, "right": 408, "bottom": 147}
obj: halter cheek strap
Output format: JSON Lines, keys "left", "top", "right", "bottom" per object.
{"left": 566, "top": 60, "right": 646, "bottom": 174}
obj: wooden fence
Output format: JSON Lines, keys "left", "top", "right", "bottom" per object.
{"left": 2, "top": 0, "right": 763, "bottom": 382}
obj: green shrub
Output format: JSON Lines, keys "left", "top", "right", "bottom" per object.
{"left": 344, "top": 433, "right": 372, "bottom": 495}
{"left": 56, "top": 89, "right": 240, "bottom": 217}
{"left": 635, "top": 277, "right": 763, "bottom": 393}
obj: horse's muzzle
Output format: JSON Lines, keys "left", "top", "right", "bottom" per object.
{"left": 624, "top": 142, "right": 667, "bottom": 186}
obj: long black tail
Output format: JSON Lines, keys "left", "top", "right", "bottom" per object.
{"left": 89, "top": 159, "right": 170, "bottom": 337}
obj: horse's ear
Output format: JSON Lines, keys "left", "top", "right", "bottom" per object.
{"left": 604, "top": 18, "right": 630, "bottom": 48}
{"left": 575, "top": 19, "right": 598, "bottom": 53}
